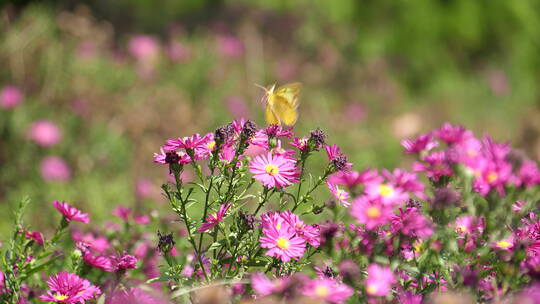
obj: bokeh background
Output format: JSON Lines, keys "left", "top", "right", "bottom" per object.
{"left": 2, "top": 0, "right": 540, "bottom": 233}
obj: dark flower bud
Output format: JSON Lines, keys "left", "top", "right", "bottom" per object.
{"left": 320, "top": 221, "right": 339, "bottom": 245}
{"left": 322, "top": 265, "right": 335, "bottom": 278}
{"left": 406, "top": 199, "right": 421, "bottom": 209}
{"left": 331, "top": 154, "right": 348, "bottom": 172}
{"left": 308, "top": 128, "right": 326, "bottom": 151}
{"left": 157, "top": 231, "right": 175, "bottom": 254}
{"left": 431, "top": 187, "right": 461, "bottom": 209}
{"left": 241, "top": 120, "right": 258, "bottom": 140}
{"left": 239, "top": 211, "right": 255, "bottom": 230}
{"left": 339, "top": 259, "right": 360, "bottom": 281}
{"left": 165, "top": 152, "right": 180, "bottom": 164}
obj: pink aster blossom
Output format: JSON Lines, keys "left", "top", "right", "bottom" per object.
{"left": 198, "top": 202, "right": 232, "bottom": 232}
{"left": 40, "top": 156, "right": 71, "bottom": 182}
{"left": 401, "top": 133, "right": 438, "bottom": 154}
{"left": 517, "top": 160, "right": 540, "bottom": 188}
{"left": 249, "top": 153, "right": 299, "bottom": 188}
{"left": 350, "top": 196, "right": 392, "bottom": 230}
{"left": 111, "top": 253, "right": 138, "bottom": 271}
{"left": 128, "top": 35, "right": 159, "bottom": 60}
{"left": 391, "top": 207, "right": 433, "bottom": 239}
{"left": 105, "top": 287, "right": 165, "bottom": 304}
{"left": 53, "top": 201, "right": 89, "bottom": 223}
{"left": 492, "top": 236, "right": 515, "bottom": 251}
{"left": 251, "top": 272, "right": 289, "bottom": 296}
{"left": 1, "top": 85, "right": 23, "bottom": 109}
{"left": 413, "top": 151, "right": 453, "bottom": 182}
{"left": 260, "top": 226, "right": 306, "bottom": 262}
{"left": 153, "top": 147, "right": 191, "bottom": 165}
{"left": 82, "top": 252, "right": 115, "bottom": 272}
{"left": 302, "top": 277, "right": 354, "bottom": 304}
{"left": 435, "top": 123, "right": 469, "bottom": 144}
{"left": 112, "top": 206, "right": 131, "bottom": 222}
{"left": 365, "top": 264, "right": 396, "bottom": 297}
{"left": 327, "top": 182, "right": 351, "bottom": 206}
{"left": 280, "top": 210, "right": 320, "bottom": 247}
{"left": 290, "top": 136, "right": 309, "bottom": 152}
{"left": 216, "top": 35, "right": 244, "bottom": 57}
{"left": 364, "top": 181, "right": 408, "bottom": 206}
{"left": 328, "top": 168, "right": 381, "bottom": 189}
{"left": 28, "top": 120, "right": 62, "bottom": 147}
{"left": 39, "top": 272, "right": 100, "bottom": 303}
{"left": 25, "top": 231, "right": 44, "bottom": 246}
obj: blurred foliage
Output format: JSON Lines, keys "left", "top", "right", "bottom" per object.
{"left": 1, "top": 1, "right": 540, "bottom": 234}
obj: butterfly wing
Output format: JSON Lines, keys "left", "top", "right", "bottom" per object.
{"left": 265, "top": 104, "right": 280, "bottom": 125}
{"left": 275, "top": 82, "right": 301, "bottom": 109}
{"left": 271, "top": 95, "right": 298, "bottom": 126}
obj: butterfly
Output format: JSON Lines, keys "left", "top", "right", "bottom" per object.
{"left": 258, "top": 82, "right": 302, "bottom": 127}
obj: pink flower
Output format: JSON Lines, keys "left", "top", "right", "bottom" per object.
{"left": 216, "top": 35, "right": 244, "bottom": 57}
{"left": 435, "top": 123, "right": 469, "bottom": 144}
{"left": 249, "top": 153, "right": 299, "bottom": 188}
{"left": 365, "top": 264, "right": 396, "bottom": 297}
{"left": 280, "top": 210, "right": 320, "bottom": 247}
{"left": 128, "top": 35, "right": 159, "bottom": 60}
{"left": 328, "top": 168, "right": 381, "bottom": 189}
{"left": 517, "top": 160, "right": 540, "bottom": 188}
{"left": 251, "top": 272, "right": 289, "bottom": 296}
{"left": 82, "top": 252, "right": 114, "bottom": 272}
{"left": 401, "top": 133, "right": 438, "bottom": 154}
{"left": 492, "top": 236, "right": 515, "bottom": 251}
{"left": 260, "top": 226, "right": 306, "bottom": 262}
{"left": 112, "top": 206, "right": 131, "bottom": 222}
{"left": 391, "top": 207, "right": 433, "bottom": 239}
{"left": 166, "top": 41, "right": 190, "bottom": 63}
{"left": 412, "top": 151, "right": 453, "bottom": 182}
{"left": 290, "top": 137, "right": 309, "bottom": 152}
{"left": 327, "top": 182, "right": 350, "bottom": 206}
{"left": 302, "top": 277, "right": 353, "bottom": 304}
{"left": 364, "top": 181, "right": 408, "bottom": 206}
{"left": 350, "top": 196, "right": 392, "bottom": 230}
{"left": 153, "top": 147, "right": 191, "bottom": 165}
{"left": 53, "top": 201, "right": 89, "bottom": 223}
{"left": 28, "top": 120, "right": 62, "bottom": 147}
{"left": 0, "top": 85, "right": 23, "bottom": 109}
{"left": 111, "top": 253, "right": 138, "bottom": 271}
{"left": 25, "top": 231, "right": 44, "bottom": 246}
{"left": 325, "top": 144, "right": 352, "bottom": 171}
{"left": 39, "top": 272, "right": 100, "bottom": 303}
{"left": 198, "top": 202, "right": 232, "bottom": 232}
{"left": 105, "top": 287, "right": 165, "bottom": 304}
{"left": 40, "top": 156, "right": 71, "bottom": 182}
{"left": 164, "top": 133, "right": 215, "bottom": 160}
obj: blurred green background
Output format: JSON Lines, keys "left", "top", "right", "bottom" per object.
{"left": 1, "top": 0, "right": 540, "bottom": 233}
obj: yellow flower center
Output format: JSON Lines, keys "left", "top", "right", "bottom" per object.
{"left": 413, "top": 240, "right": 424, "bottom": 252}
{"left": 366, "top": 284, "right": 377, "bottom": 295}
{"left": 265, "top": 164, "right": 279, "bottom": 175}
{"left": 276, "top": 237, "right": 290, "bottom": 249}
{"left": 378, "top": 184, "right": 394, "bottom": 197}
{"left": 366, "top": 206, "right": 381, "bottom": 219}
{"left": 337, "top": 189, "right": 346, "bottom": 200}
{"left": 315, "top": 285, "right": 330, "bottom": 298}
{"left": 497, "top": 240, "right": 512, "bottom": 248}
{"left": 276, "top": 223, "right": 282, "bottom": 230}
{"left": 487, "top": 172, "right": 498, "bottom": 183}
{"left": 207, "top": 141, "right": 216, "bottom": 150}
{"left": 456, "top": 225, "right": 467, "bottom": 233}
{"left": 55, "top": 294, "right": 68, "bottom": 301}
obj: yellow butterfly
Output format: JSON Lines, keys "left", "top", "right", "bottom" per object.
{"left": 258, "top": 82, "right": 302, "bottom": 127}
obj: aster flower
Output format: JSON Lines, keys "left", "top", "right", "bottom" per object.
{"left": 434, "top": 123, "right": 469, "bottom": 144}
{"left": 105, "top": 287, "right": 164, "bottom": 304}
{"left": 153, "top": 147, "right": 191, "bottom": 165}
{"left": 365, "top": 264, "right": 396, "bottom": 297}
{"left": 328, "top": 168, "right": 381, "bottom": 189}
{"left": 0, "top": 85, "right": 23, "bottom": 109}
{"left": 492, "top": 237, "right": 515, "bottom": 251}
{"left": 302, "top": 277, "right": 353, "bottom": 304}
{"left": 260, "top": 226, "right": 306, "bottom": 262}
{"left": 25, "top": 231, "right": 44, "bottom": 246}
{"left": 325, "top": 144, "right": 352, "bottom": 171}
{"left": 280, "top": 210, "right": 320, "bottom": 247}
{"left": 82, "top": 251, "right": 115, "bottom": 272}
{"left": 39, "top": 272, "right": 101, "bottom": 303}
{"left": 53, "top": 201, "right": 90, "bottom": 223}
{"left": 112, "top": 206, "right": 131, "bottom": 222}
{"left": 365, "top": 181, "right": 408, "bottom": 206}
{"left": 111, "top": 253, "right": 138, "bottom": 271}
{"left": 327, "top": 182, "right": 351, "bottom": 207}
{"left": 290, "top": 136, "right": 309, "bottom": 152}
{"left": 249, "top": 153, "right": 299, "bottom": 188}
{"left": 28, "top": 120, "right": 62, "bottom": 147}
{"left": 412, "top": 151, "right": 453, "bottom": 182}
{"left": 517, "top": 160, "right": 540, "bottom": 188}
{"left": 391, "top": 207, "right": 434, "bottom": 239}
{"left": 401, "top": 133, "right": 438, "bottom": 154}
{"left": 198, "top": 202, "right": 232, "bottom": 232}
{"left": 350, "top": 196, "right": 392, "bottom": 230}
{"left": 251, "top": 272, "right": 289, "bottom": 296}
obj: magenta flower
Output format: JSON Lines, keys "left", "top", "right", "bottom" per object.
{"left": 216, "top": 35, "right": 244, "bottom": 57}
{"left": 53, "top": 201, "right": 90, "bottom": 223}
{"left": 40, "top": 156, "right": 71, "bottom": 182}
{"left": 327, "top": 182, "right": 351, "bottom": 206}
{"left": 39, "top": 272, "right": 100, "bottom": 303}
{"left": 25, "top": 231, "right": 44, "bottom": 246}
{"left": 401, "top": 133, "right": 438, "bottom": 154}
{"left": 249, "top": 153, "right": 299, "bottom": 188}
{"left": 517, "top": 160, "right": 540, "bottom": 188}
{"left": 153, "top": 148, "right": 191, "bottom": 165}
{"left": 105, "top": 287, "right": 164, "bottom": 304}
{"left": 325, "top": 144, "right": 352, "bottom": 171}
{"left": 251, "top": 272, "right": 289, "bottom": 296}
{"left": 391, "top": 207, "right": 433, "bottom": 239}
{"left": 350, "top": 196, "right": 392, "bottom": 230}
{"left": 0, "top": 85, "right": 23, "bottom": 109}
{"left": 365, "top": 181, "right": 408, "bottom": 206}
{"left": 302, "top": 277, "right": 354, "bottom": 304}
{"left": 128, "top": 35, "right": 159, "bottom": 60}
{"left": 82, "top": 252, "right": 114, "bottom": 272}
{"left": 412, "top": 151, "right": 453, "bottom": 182}
{"left": 365, "top": 264, "right": 396, "bottom": 297}
{"left": 290, "top": 136, "right": 309, "bottom": 152}
{"left": 492, "top": 236, "right": 515, "bottom": 252}
{"left": 328, "top": 168, "right": 381, "bottom": 189}
{"left": 112, "top": 206, "right": 131, "bottom": 222}
{"left": 111, "top": 253, "right": 138, "bottom": 271}
{"left": 28, "top": 120, "right": 62, "bottom": 147}
{"left": 198, "top": 202, "right": 232, "bottom": 232}
{"left": 280, "top": 210, "right": 320, "bottom": 247}
{"left": 434, "top": 123, "right": 469, "bottom": 144}
{"left": 260, "top": 226, "right": 306, "bottom": 262}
